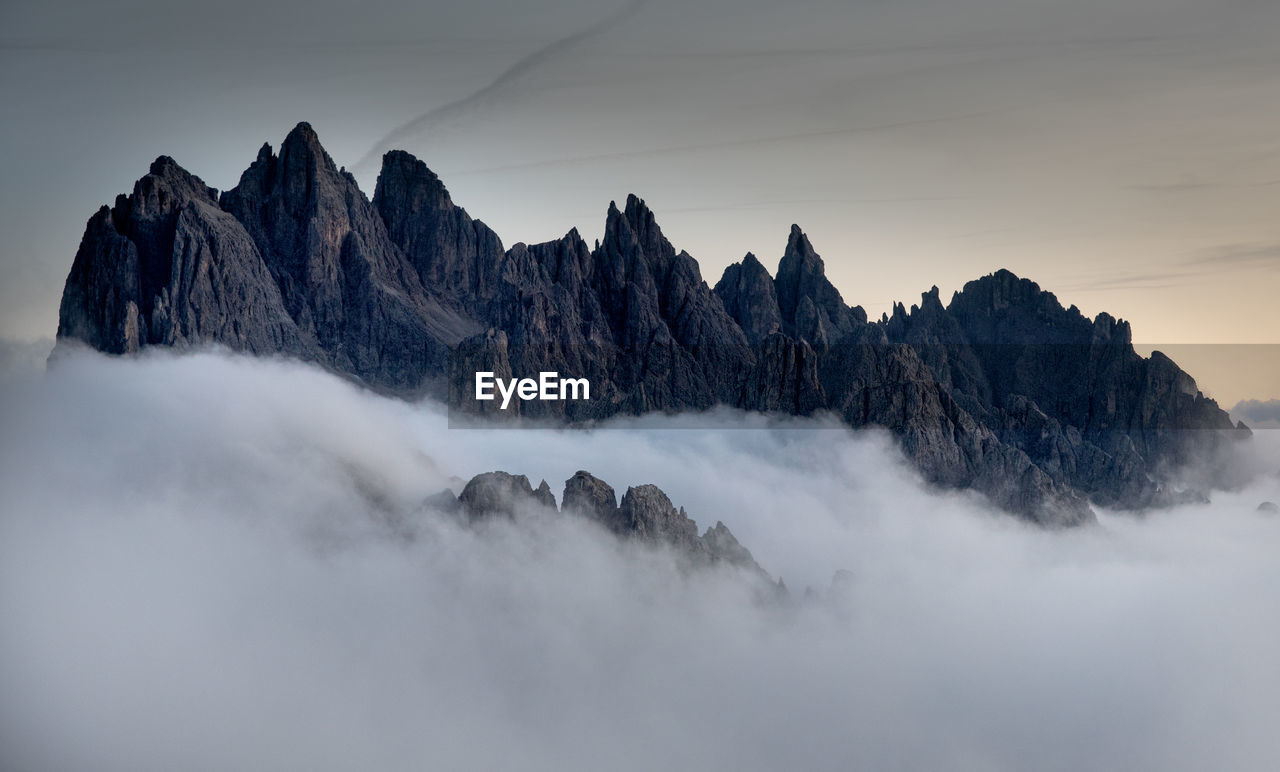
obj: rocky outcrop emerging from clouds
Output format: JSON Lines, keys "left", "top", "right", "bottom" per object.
{"left": 881, "top": 272, "right": 1248, "bottom": 508}
{"left": 58, "top": 157, "right": 306, "bottom": 357}
{"left": 56, "top": 122, "right": 1251, "bottom": 525}
{"left": 433, "top": 470, "right": 775, "bottom": 584}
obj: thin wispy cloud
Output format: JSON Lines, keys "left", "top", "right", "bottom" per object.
{"left": 1232, "top": 398, "right": 1280, "bottom": 428}
{"left": 354, "top": 0, "right": 655, "bottom": 172}
{"left": 1062, "top": 240, "right": 1280, "bottom": 294}
{"left": 1058, "top": 271, "right": 1197, "bottom": 293}
{"left": 1183, "top": 242, "right": 1280, "bottom": 269}
{"left": 1129, "top": 178, "right": 1280, "bottom": 193}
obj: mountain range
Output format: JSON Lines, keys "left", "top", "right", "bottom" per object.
{"left": 55, "top": 122, "right": 1250, "bottom": 525}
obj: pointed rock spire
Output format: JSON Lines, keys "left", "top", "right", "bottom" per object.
{"left": 619, "top": 484, "right": 703, "bottom": 554}
{"left": 280, "top": 121, "right": 336, "bottom": 172}
{"left": 373, "top": 147, "right": 504, "bottom": 295}
{"left": 714, "top": 252, "right": 782, "bottom": 344}
{"left": 534, "top": 479, "right": 557, "bottom": 510}
{"left": 774, "top": 224, "right": 866, "bottom": 343}
{"left": 701, "top": 521, "right": 764, "bottom": 572}
{"left": 562, "top": 470, "right": 621, "bottom": 532}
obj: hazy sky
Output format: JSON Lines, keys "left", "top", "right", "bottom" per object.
{"left": 3, "top": 0, "right": 1278, "bottom": 398}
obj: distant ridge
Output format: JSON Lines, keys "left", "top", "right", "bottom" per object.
{"left": 56, "top": 122, "right": 1250, "bottom": 525}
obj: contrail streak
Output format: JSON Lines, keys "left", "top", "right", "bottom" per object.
{"left": 354, "top": 0, "right": 653, "bottom": 172}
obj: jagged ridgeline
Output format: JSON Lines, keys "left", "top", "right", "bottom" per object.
{"left": 437, "top": 469, "right": 778, "bottom": 591}
{"left": 56, "top": 122, "right": 1249, "bottom": 525}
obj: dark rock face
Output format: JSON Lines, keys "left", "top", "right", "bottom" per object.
{"left": 55, "top": 122, "right": 1251, "bottom": 525}
{"left": 58, "top": 157, "right": 304, "bottom": 357}
{"left": 218, "top": 123, "right": 479, "bottom": 392}
{"left": 557, "top": 471, "right": 769, "bottom": 574}
{"left": 457, "top": 471, "right": 547, "bottom": 520}
{"left": 701, "top": 521, "right": 763, "bottom": 572}
{"left": 774, "top": 225, "right": 867, "bottom": 347}
{"left": 438, "top": 469, "right": 771, "bottom": 578}
{"left": 714, "top": 252, "right": 781, "bottom": 344}
{"left": 883, "top": 270, "right": 1245, "bottom": 511}
{"left": 618, "top": 484, "right": 705, "bottom": 555}
{"left": 562, "top": 470, "right": 623, "bottom": 532}
{"left": 533, "top": 479, "right": 557, "bottom": 509}
{"left": 373, "top": 149, "right": 507, "bottom": 302}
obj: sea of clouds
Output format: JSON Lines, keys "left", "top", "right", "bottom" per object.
{"left": 2, "top": 348, "right": 1278, "bottom": 772}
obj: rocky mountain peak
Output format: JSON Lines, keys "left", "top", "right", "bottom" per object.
{"left": 949, "top": 268, "right": 1052, "bottom": 315}
{"left": 373, "top": 148, "right": 503, "bottom": 298}
{"left": 562, "top": 470, "right": 623, "bottom": 532}
{"left": 618, "top": 484, "right": 701, "bottom": 550}
{"left": 534, "top": 479, "right": 557, "bottom": 509}
{"left": 774, "top": 224, "right": 866, "bottom": 341}
{"left": 947, "top": 268, "right": 1091, "bottom": 344}
{"left": 785, "top": 223, "right": 815, "bottom": 254}
{"left": 119, "top": 156, "right": 218, "bottom": 227}
{"left": 623, "top": 193, "right": 659, "bottom": 239}
{"left": 776, "top": 226, "right": 822, "bottom": 317}
{"left": 58, "top": 145, "right": 305, "bottom": 359}
{"left": 605, "top": 195, "right": 668, "bottom": 256}
{"left": 458, "top": 471, "right": 542, "bottom": 520}
{"left": 701, "top": 520, "right": 761, "bottom": 571}
{"left": 55, "top": 121, "right": 1252, "bottom": 526}
{"left": 921, "top": 285, "right": 944, "bottom": 310}
{"left": 1091, "top": 312, "right": 1133, "bottom": 345}
{"left": 600, "top": 194, "right": 682, "bottom": 284}
{"left": 280, "top": 121, "right": 334, "bottom": 171}
{"left": 376, "top": 149, "right": 449, "bottom": 205}
{"left": 714, "top": 251, "right": 783, "bottom": 344}
{"left": 146, "top": 155, "right": 216, "bottom": 197}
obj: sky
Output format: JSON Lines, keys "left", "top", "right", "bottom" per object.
{"left": 2, "top": 0, "right": 1279, "bottom": 400}
{"left": 3, "top": 348, "right": 1279, "bottom": 771}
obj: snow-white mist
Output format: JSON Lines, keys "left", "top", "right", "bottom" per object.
{"left": 2, "top": 349, "right": 1278, "bottom": 772}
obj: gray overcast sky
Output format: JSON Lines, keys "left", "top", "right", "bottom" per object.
{"left": 3, "top": 0, "right": 1279, "bottom": 399}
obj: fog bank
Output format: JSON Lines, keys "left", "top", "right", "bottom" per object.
{"left": 2, "top": 350, "right": 1278, "bottom": 771}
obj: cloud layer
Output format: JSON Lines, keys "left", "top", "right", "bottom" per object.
{"left": 2, "top": 349, "right": 1279, "bottom": 771}
{"left": 1234, "top": 398, "right": 1280, "bottom": 429}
